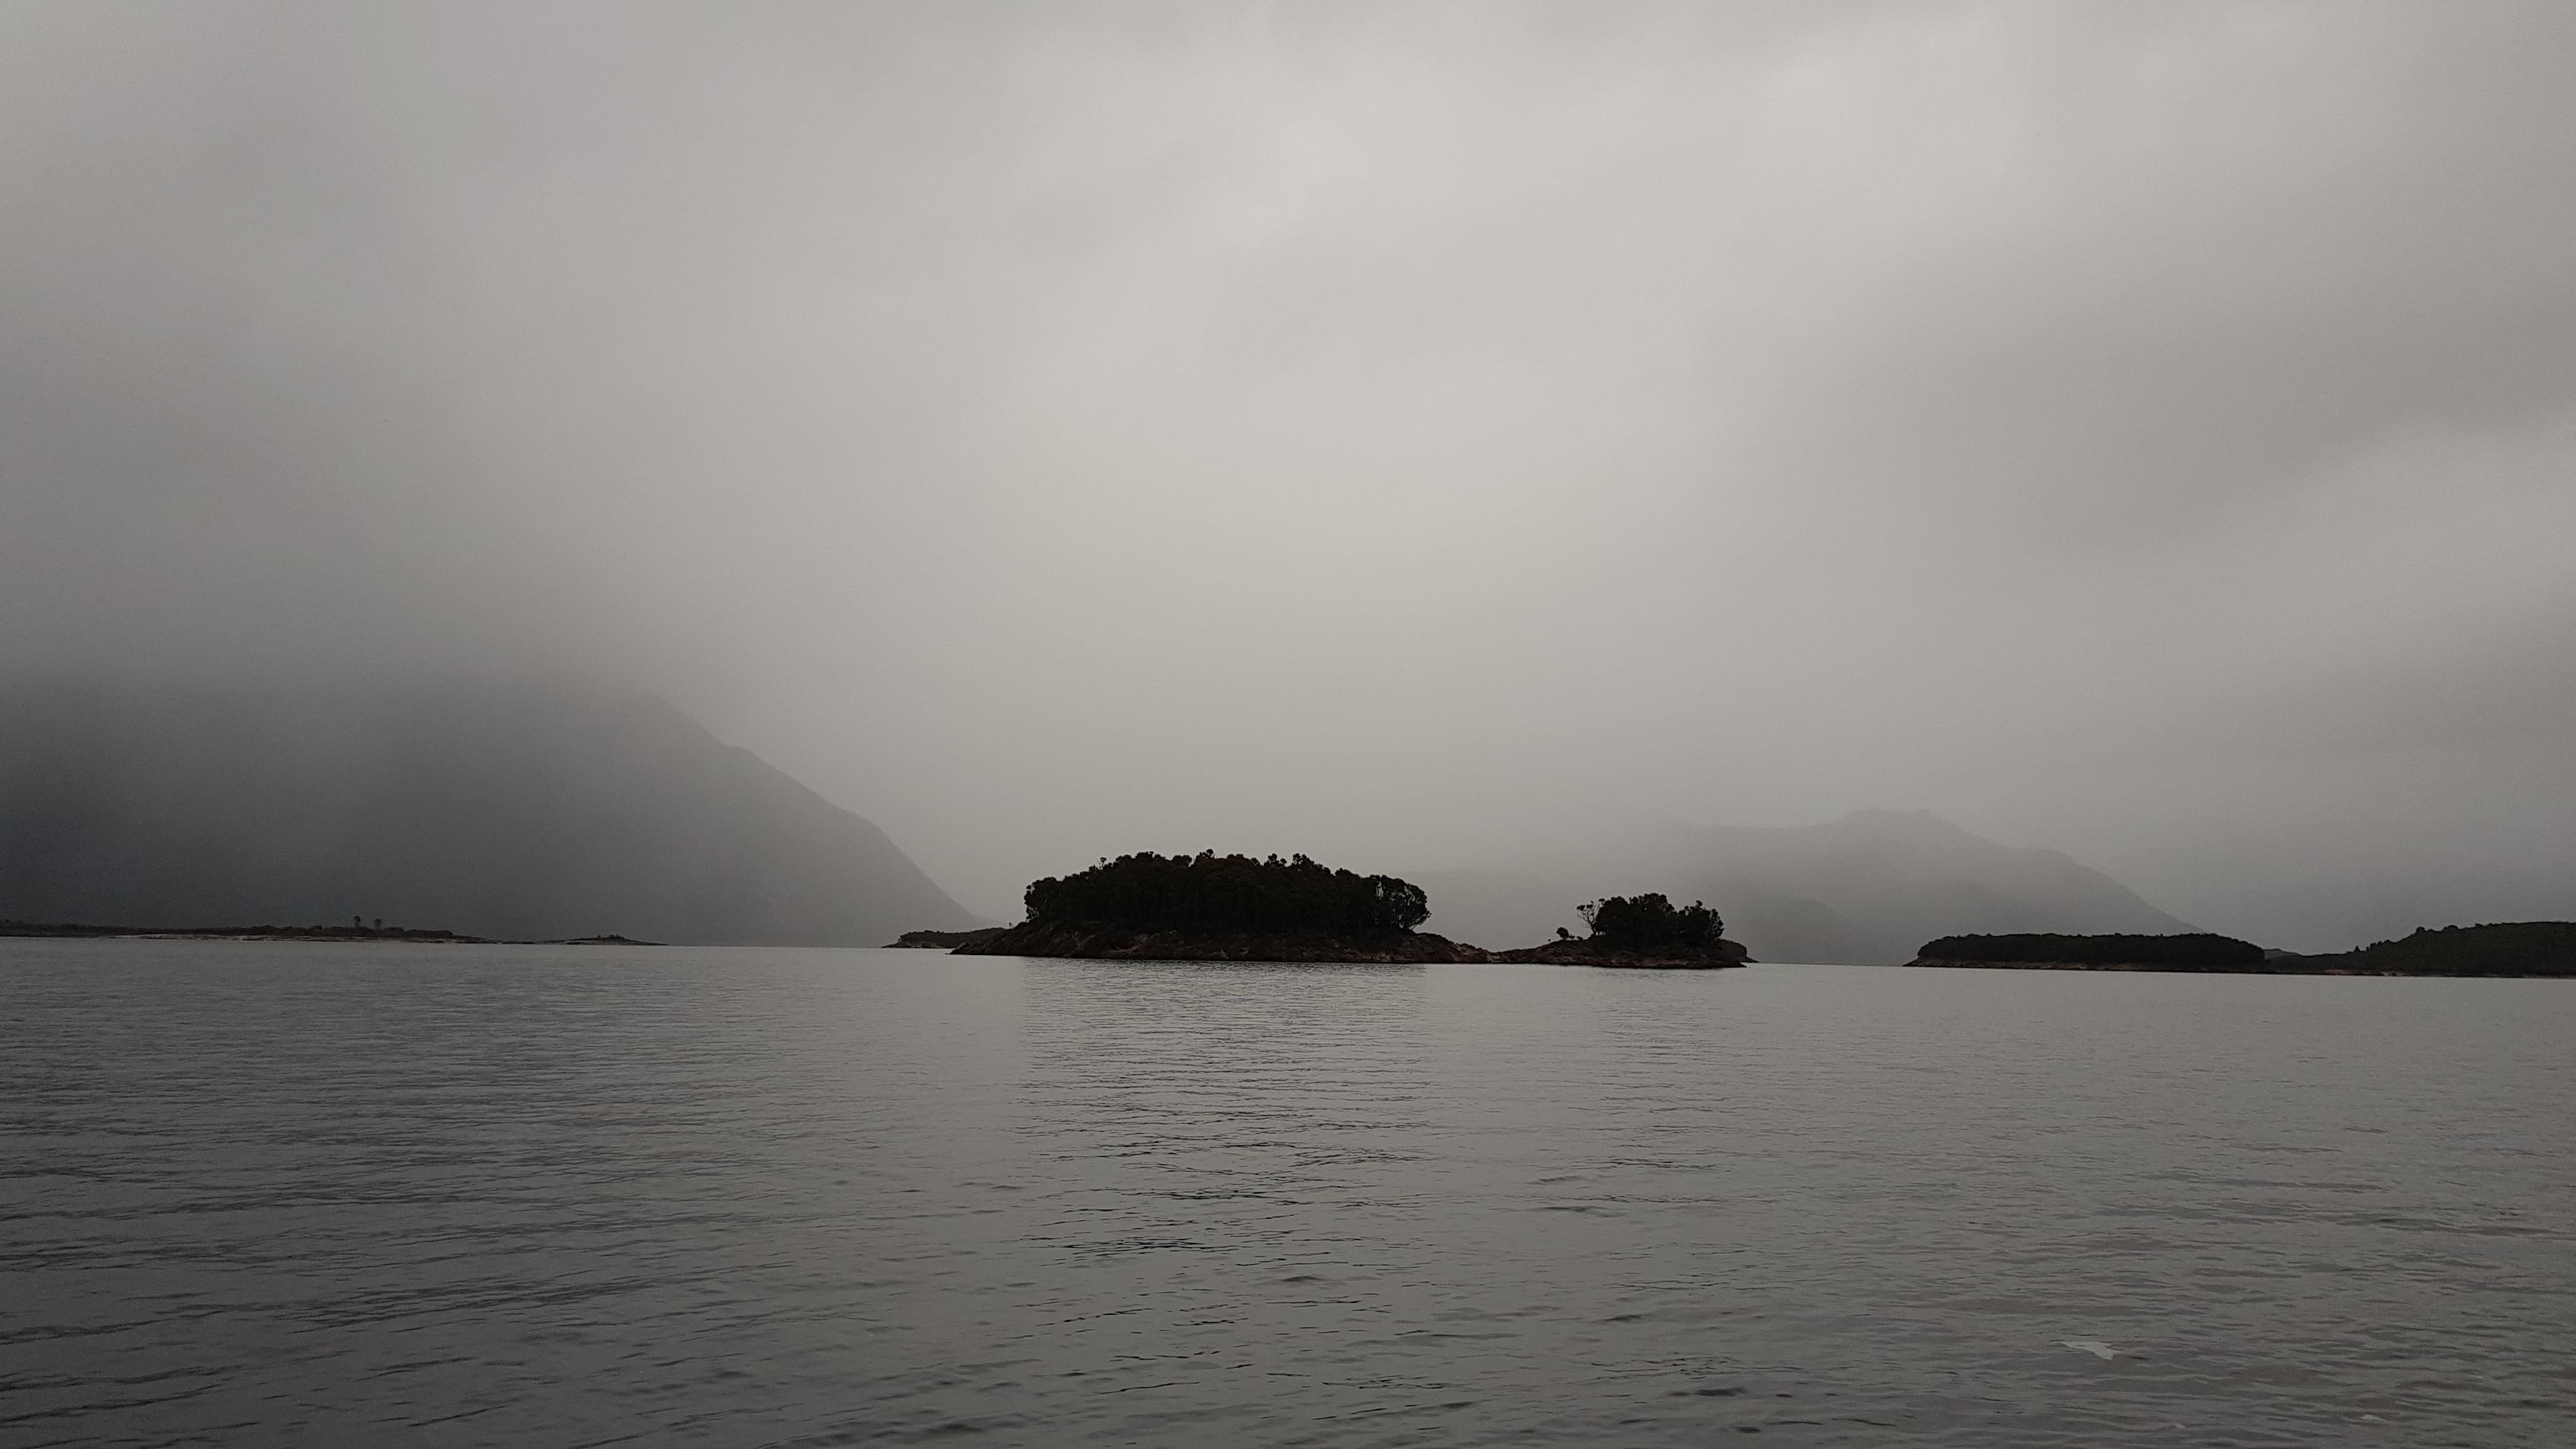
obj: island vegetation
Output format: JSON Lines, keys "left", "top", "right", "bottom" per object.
{"left": 954, "top": 851, "right": 1478, "bottom": 962}
{"left": 1492, "top": 893, "right": 1745, "bottom": 968}
{"left": 1030, "top": 850, "right": 1430, "bottom": 933}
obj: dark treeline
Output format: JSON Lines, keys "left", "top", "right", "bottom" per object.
{"left": 1916, "top": 931, "right": 2263, "bottom": 966}
{"left": 1577, "top": 893, "right": 1724, "bottom": 950}
{"left": 2329, "top": 921, "right": 2576, "bottom": 976}
{"left": 1023, "top": 852, "right": 1431, "bottom": 936}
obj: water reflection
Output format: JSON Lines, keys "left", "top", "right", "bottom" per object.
{"left": 3, "top": 944, "right": 2570, "bottom": 1447}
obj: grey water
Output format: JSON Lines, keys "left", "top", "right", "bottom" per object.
{"left": 3, "top": 942, "right": 2571, "bottom": 1447}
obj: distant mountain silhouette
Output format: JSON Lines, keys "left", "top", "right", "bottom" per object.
{"left": 1424, "top": 809, "right": 2195, "bottom": 965}
{"left": 0, "top": 678, "right": 975, "bottom": 945}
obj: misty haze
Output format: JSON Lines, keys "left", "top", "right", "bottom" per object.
{"left": 4, "top": 4, "right": 2572, "bottom": 1445}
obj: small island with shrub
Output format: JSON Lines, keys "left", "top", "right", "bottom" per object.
{"left": 1492, "top": 893, "right": 1747, "bottom": 969}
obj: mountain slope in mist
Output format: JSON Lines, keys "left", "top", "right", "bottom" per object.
{"left": 1425, "top": 809, "right": 2195, "bottom": 966}
{"left": 0, "top": 680, "right": 976, "bottom": 944}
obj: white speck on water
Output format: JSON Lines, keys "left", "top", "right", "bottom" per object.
{"left": 2058, "top": 1340, "right": 2118, "bottom": 1360}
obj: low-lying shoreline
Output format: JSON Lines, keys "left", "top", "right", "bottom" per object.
{"left": 1904, "top": 923, "right": 2574, "bottom": 978}
{"left": 1900, "top": 956, "right": 2570, "bottom": 977}
{"left": 0, "top": 920, "right": 658, "bottom": 946}
{"left": 953, "top": 921, "right": 1493, "bottom": 963}
{"left": 1488, "top": 938, "right": 1749, "bottom": 969}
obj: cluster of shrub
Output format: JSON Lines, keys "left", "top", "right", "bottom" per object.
{"left": 1575, "top": 893, "right": 1724, "bottom": 950}
{"left": 1023, "top": 851, "right": 1431, "bottom": 936}
{"left": 1915, "top": 931, "right": 2262, "bottom": 967}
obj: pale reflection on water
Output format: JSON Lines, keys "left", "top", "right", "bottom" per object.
{"left": 3, "top": 941, "right": 2571, "bottom": 1446}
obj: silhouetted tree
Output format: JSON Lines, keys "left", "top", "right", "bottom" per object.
{"left": 1577, "top": 893, "right": 1722, "bottom": 950}
{"left": 1023, "top": 852, "right": 1430, "bottom": 935}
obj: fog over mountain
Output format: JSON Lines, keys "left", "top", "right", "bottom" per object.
{"left": 0, "top": 680, "right": 976, "bottom": 945}
{"left": 1425, "top": 809, "right": 2196, "bottom": 966}
{"left": 6, "top": 4, "right": 2575, "bottom": 953}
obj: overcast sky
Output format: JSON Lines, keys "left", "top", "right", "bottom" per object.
{"left": 5, "top": 2, "right": 2572, "bottom": 944}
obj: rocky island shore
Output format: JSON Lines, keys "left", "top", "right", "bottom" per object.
{"left": 1491, "top": 937, "right": 1749, "bottom": 969}
{"left": 887, "top": 926, "right": 1009, "bottom": 949}
{"left": 956, "top": 920, "right": 1488, "bottom": 963}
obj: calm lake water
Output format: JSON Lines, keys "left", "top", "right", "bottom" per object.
{"left": 3, "top": 940, "right": 2572, "bottom": 1447}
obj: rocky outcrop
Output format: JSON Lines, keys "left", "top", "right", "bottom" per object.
{"left": 887, "top": 927, "right": 1008, "bottom": 949}
{"left": 1491, "top": 937, "right": 1749, "bottom": 969}
{"left": 953, "top": 921, "right": 1489, "bottom": 963}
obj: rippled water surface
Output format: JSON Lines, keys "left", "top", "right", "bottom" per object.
{"left": 4, "top": 940, "right": 2573, "bottom": 1446}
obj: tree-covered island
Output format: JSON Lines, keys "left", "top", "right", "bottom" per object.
{"left": 953, "top": 851, "right": 1485, "bottom": 962}
{"left": 1490, "top": 893, "right": 1747, "bottom": 969}
{"left": 949, "top": 855, "right": 1748, "bottom": 967}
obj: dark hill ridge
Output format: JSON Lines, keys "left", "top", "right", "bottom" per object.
{"left": 1912, "top": 931, "right": 2264, "bottom": 969}
{"left": 0, "top": 678, "right": 975, "bottom": 946}
{"left": 1905, "top": 923, "right": 2575, "bottom": 976}
{"left": 2285, "top": 921, "right": 2576, "bottom": 977}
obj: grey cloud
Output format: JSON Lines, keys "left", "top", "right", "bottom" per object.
{"left": 3, "top": 2, "right": 2570, "bottom": 944}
